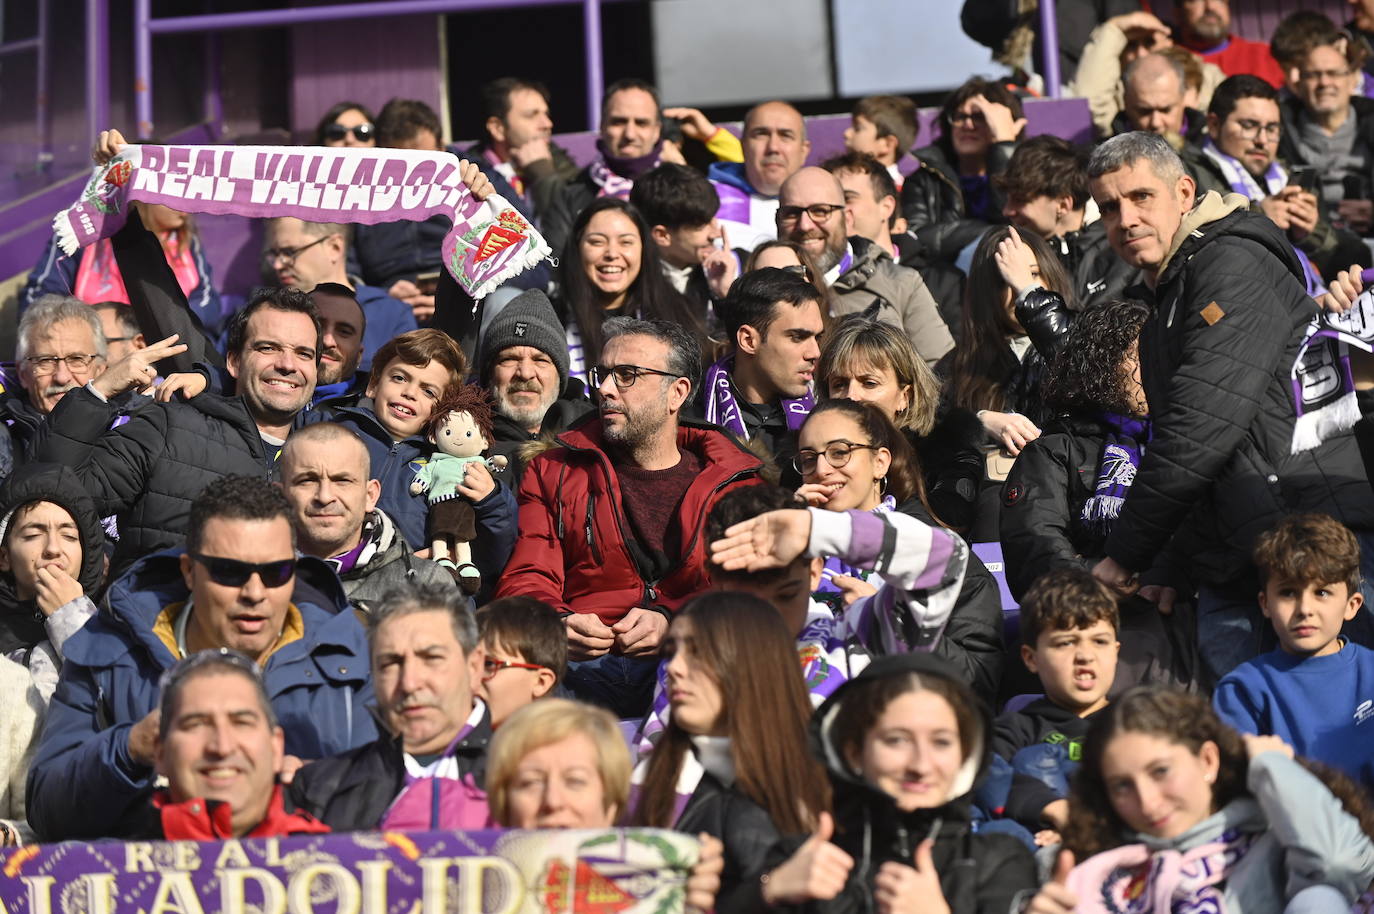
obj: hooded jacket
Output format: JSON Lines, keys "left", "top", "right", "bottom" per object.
{"left": 771, "top": 654, "right": 1037, "bottom": 914}
{"left": 25, "top": 548, "right": 375, "bottom": 841}
{"left": 831, "top": 237, "right": 955, "bottom": 368}
{"left": 1103, "top": 192, "right": 1374, "bottom": 583}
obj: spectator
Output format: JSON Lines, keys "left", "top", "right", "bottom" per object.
{"left": 815, "top": 316, "right": 984, "bottom": 533}
{"left": 1173, "top": 0, "right": 1285, "bottom": 87}
{"left": 0, "top": 656, "right": 40, "bottom": 846}
{"left": 1270, "top": 12, "right": 1350, "bottom": 97}
{"left": 758, "top": 654, "right": 1038, "bottom": 912}
{"left": 287, "top": 580, "right": 491, "bottom": 831}
{"left": 711, "top": 101, "right": 811, "bottom": 252}
{"left": 1213, "top": 514, "right": 1374, "bottom": 793}
{"left": 33, "top": 288, "right": 315, "bottom": 575}
{"left": 90, "top": 301, "right": 146, "bottom": 365}
{"left": 136, "top": 650, "right": 330, "bottom": 839}
{"left": 556, "top": 197, "right": 705, "bottom": 384}
{"left": 1028, "top": 689, "right": 1374, "bottom": 914}
{"left": 960, "top": 0, "right": 1137, "bottom": 89}
{"left": 27, "top": 475, "right": 375, "bottom": 841}
{"left": 0, "top": 464, "right": 106, "bottom": 702}
{"left": 495, "top": 318, "right": 763, "bottom": 718}
{"left": 779, "top": 167, "right": 953, "bottom": 366}
{"left": 1114, "top": 53, "right": 1206, "bottom": 149}
{"left": 539, "top": 79, "right": 670, "bottom": 255}
{"left": 822, "top": 151, "right": 965, "bottom": 335}
{"left": 475, "top": 289, "right": 593, "bottom": 483}
{"left": 277, "top": 422, "right": 455, "bottom": 615}
{"left": 1085, "top": 132, "right": 1374, "bottom": 682}
{"left": 744, "top": 240, "right": 838, "bottom": 319}
{"left": 901, "top": 77, "right": 1024, "bottom": 263}
{"left": 633, "top": 592, "right": 831, "bottom": 912}
{"left": 998, "top": 136, "right": 1140, "bottom": 310}
{"left": 942, "top": 226, "right": 1072, "bottom": 455}
{"left": 262, "top": 218, "right": 416, "bottom": 374}
{"left": 794, "top": 401, "right": 1004, "bottom": 703}
{"left": 630, "top": 163, "right": 740, "bottom": 314}
{"left": 22, "top": 204, "right": 221, "bottom": 335}
{"left": 1277, "top": 27, "right": 1374, "bottom": 235}
{"left": 1185, "top": 74, "right": 1367, "bottom": 284}
{"left": 842, "top": 95, "right": 919, "bottom": 191}
{"left": 314, "top": 101, "right": 376, "bottom": 147}
{"left": 703, "top": 268, "right": 824, "bottom": 486}
{"left": 475, "top": 596, "right": 563, "bottom": 729}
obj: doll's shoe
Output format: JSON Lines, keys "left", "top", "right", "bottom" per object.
{"left": 453, "top": 563, "right": 482, "bottom": 595}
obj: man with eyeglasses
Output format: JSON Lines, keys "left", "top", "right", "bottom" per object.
{"left": 1182, "top": 75, "right": 1367, "bottom": 282}
{"left": 496, "top": 318, "right": 764, "bottom": 719}
{"left": 262, "top": 217, "right": 416, "bottom": 377}
{"left": 711, "top": 100, "right": 811, "bottom": 253}
{"left": 777, "top": 166, "right": 953, "bottom": 368}
{"left": 27, "top": 475, "right": 374, "bottom": 841}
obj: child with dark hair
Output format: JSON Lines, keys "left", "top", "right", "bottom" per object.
{"left": 1213, "top": 513, "right": 1374, "bottom": 793}
{"left": 476, "top": 596, "right": 565, "bottom": 729}
{"left": 629, "top": 163, "right": 737, "bottom": 314}
{"left": 986, "top": 568, "right": 1120, "bottom": 845}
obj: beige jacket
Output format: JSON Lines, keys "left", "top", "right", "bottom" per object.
{"left": 0, "top": 656, "right": 41, "bottom": 844}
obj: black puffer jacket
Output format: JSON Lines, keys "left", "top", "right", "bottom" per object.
{"left": 902, "top": 143, "right": 1015, "bottom": 263}
{"left": 1053, "top": 221, "right": 1140, "bottom": 311}
{"left": 1105, "top": 195, "right": 1374, "bottom": 583}
{"left": 912, "top": 406, "right": 986, "bottom": 534}
{"left": 770, "top": 654, "right": 1037, "bottom": 914}
{"left": 675, "top": 765, "right": 784, "bottom": 914}
{"left": 0, "top": 463, "right": 108, "bottom": 655}
{"left": 33, "top": 385, "right": 281, "bottom": 577}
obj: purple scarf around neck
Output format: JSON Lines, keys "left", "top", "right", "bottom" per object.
{"left": 1081, "top": 413, "right": 1150, "bottom": 534}
{"left": 702, "top": 354, "right": 814, "bottom": 441}
{"left": 588, "top": 137, "right": 664, "bottom": 198}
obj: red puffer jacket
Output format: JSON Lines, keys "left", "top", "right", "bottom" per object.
{"left": 496, "top": 416, "right": 764, "bottom": 623}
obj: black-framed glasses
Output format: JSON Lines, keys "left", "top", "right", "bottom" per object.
{"left": 946, "top": 110, "right": 988, "bottom": 127}
{"left": 191, "top": 553, "right": 297, "bottom": 588}
{"left": 25, "top": 353, "right": 103, "bottom": 375}
{"left": 1232, "top": 118, "right": 1282, "bottom": 141}
{"left": 262, "top": 235, "right": 329, "bottom": 267}
{"left": 793, "top": 441, "right": 878, "bottom": 474}
{"left": 590, "top": 363, "right": 683, "bottom": 390}
{"left": 777, "top": 203, "right": 845, "bottom": 226}
{"left": 158, "top": 647, "right": 264, "bottom": 693}
{"left": 323, "top": 122, "right": 375, "bottom": 143}
{"left": 481, "top": 657, "right": 546, "bottom": 681}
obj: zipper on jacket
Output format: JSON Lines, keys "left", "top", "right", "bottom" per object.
{"left": 584, "top": 493, "right": 603, "bottom": 564}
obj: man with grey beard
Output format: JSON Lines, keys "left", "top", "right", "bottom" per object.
{"left": 476, "top": 289, "right": 592, "bottom": 486}
{"left": 777, "top": 167, "right": 953, "bottom": 367}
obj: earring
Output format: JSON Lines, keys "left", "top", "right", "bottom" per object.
{"left": 878, "top": 476, "right": 889, "bottom": 495}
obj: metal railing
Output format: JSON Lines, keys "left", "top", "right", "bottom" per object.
{"left": 1, "top": 0, "right": 51, "bottom": 166}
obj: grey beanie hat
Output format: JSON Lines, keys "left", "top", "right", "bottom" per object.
{"left": 479, "top": 288, "right": 570, "bottom": 387}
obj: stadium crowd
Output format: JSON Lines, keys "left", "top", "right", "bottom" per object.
{"left": 6, "top": 0, "right": 1374, "bottom": 910}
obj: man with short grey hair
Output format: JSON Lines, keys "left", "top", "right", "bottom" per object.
{"left": 1086, "top": 131, "right": 1374, "bottom": 683}
{"left": 496, "top": 317, "right": 765, "bottom": 718}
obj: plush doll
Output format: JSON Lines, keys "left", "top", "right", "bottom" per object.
{"left": 409, "top": 384, "right": 508, "bottom": 594}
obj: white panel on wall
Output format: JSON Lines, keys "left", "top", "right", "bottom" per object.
{"left": 652, "top": 0, "right": 834, "bottom": 107}
{"left": 833, "top": 0, "right": 998, "bottom": 96}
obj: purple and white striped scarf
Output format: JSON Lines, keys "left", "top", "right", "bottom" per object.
{"left": 701, "top": 355, "right": 814, "bottom": 441}
{"left": 54, "top": 145, "right": 551, "bottom": 299}
{"left": 1290, "top": 285, "right": 1374, "bottom": 452}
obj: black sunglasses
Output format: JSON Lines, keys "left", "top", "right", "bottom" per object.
{"left": 323, "top": 122, "right": 375, "bottom": 143}
{"left": 191, "top": 553, "right": 297, "bottom": 588}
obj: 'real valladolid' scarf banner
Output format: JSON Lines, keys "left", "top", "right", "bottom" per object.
{"left": 0, "top": 827, "right": 699, "bottom": 913}
{"left": 53, "top": 145, "right": 552, "bottom": 299}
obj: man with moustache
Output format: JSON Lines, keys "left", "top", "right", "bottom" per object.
{"left": 777, "top": 166, "right": 953, "bottom": 367}
{"left": 711, "top": 100, "right": 812, "bottom": 251}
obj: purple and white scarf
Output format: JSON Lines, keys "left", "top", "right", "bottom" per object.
{"left": 1290, "top": 285, "right": 1374, "bottom": 453}
{"left": 1067, "top": 829, "right": 1258, "bottom": 914}
{"left": 54, "top": 145, "right": 552, "bottom": 299}
{"left": 701, "top": 355, "right": 814, "bottom": 441}
{"left": 587, "top": 138, "right": 664, "bottom": 199}
{"left": 1081, "top": 414, "right": 1149, "bottom": 534}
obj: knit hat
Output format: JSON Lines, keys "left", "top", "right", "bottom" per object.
{"left": 479, "top": 288, "right": 570, "bottom": 387}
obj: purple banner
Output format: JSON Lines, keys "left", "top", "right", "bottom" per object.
{"left": 0, "top": 827, "right": 698, "bottom": 913}
{"left": 52, "top": 145, "right": 552, "bottom": 299}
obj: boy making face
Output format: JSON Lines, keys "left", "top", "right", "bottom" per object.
{"left": 1019, "top": 574, "right": 1121, "bottom": 719}
{"left": 1255, "top": 515, "right": 1364, "bottom": 657}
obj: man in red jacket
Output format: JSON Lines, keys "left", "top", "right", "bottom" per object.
{"left": 1175, "top": 0, "right": 1285, "bottom": 88}
{"left": 496, "top": 318, "right": 763, "bottom": 717}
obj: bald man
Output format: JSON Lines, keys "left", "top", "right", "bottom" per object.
{"left": 777, "top": 167, "right": 953, "bottom": 367}
{"left": 710, "top": 100, "right": 811, "bottom": 251}
{"left": 1114, "top": 53, "right": 1204, "bottom": 147}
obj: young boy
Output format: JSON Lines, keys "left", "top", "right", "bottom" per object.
{"left": 990, "top": 568, "right": 1120, "bottom": 843}
{"left": 843, "top": 95, "right": 918, "bottom": 191}
{"left": 1213, "top": 513, "right": 1374, "bottom": 792}
{"left": 475, "top": 596, "right": 565, "bottom": 728}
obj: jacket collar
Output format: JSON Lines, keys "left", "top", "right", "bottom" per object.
{"left": 555, "top": 413, "right": 765, "bottom": 477}
{"left": 153, "top": 784, "right": 330, "bottom": 840}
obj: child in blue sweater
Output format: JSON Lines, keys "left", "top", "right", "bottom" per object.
{"left": 1213, "top": 513, "right": 1374, "bottom": 793}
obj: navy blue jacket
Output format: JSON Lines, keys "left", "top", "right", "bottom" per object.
{"left": 355, "top": 283, "right": 418, "bottom": 372}
{"left": 25, "top": 549, "right": 375, "bottom": 841}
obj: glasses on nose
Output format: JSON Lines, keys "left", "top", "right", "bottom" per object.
{"left": 482, "top": 657, "right": 546, "bottom": 681}
{"left": 590, "top": 363, "right": 682, "bottom": 389}
{"left": 191, "top": 553, "right": 297, "bottom": 588}
{"left": 322, "top": 122, "right": 375, "bottom": 143}
{"left": 262, "top": 234, "right": 329, "bottom": 267}
{"left": 1300, "top": 68, "right": 1352, "bottom": 83}
{"left": 946, "top": 110, "right": 988, "bottom": 127}
{"left": 776, "top": 203, "right": 845, "bottom": 226}
{"left": 25, "top": 353, "right": 102, "bottom": 375}
{"left": 793, "top": 441, "right": 878, "bottom": 474}
{"left": 1232, "top": 118, "right": 1282, "bottom": 141}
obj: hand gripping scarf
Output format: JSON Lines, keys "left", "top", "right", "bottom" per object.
{"left": 53, "top": 144, "right": 552, "bottom": 299}
{"left": 1290, "top": 285, "right": 1374, "bottom": 453}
